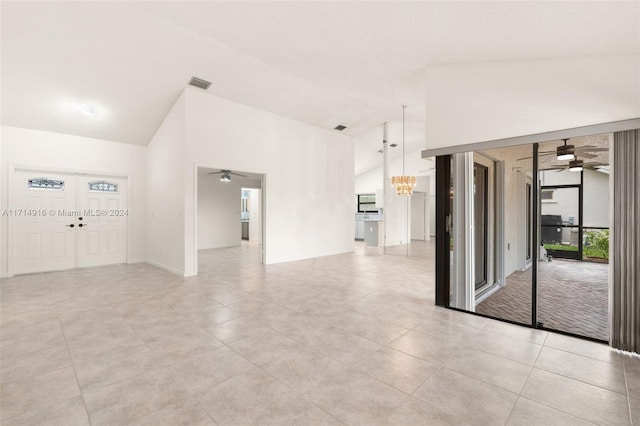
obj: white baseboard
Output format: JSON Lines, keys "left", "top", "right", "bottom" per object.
{"left": 145, "top": 259, "right": 184, "bottom": 276}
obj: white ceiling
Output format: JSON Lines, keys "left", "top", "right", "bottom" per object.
{"left": 2, "top": 2, "right": 638, "bottom": 175}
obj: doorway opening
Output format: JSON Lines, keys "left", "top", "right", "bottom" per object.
{"left": 196, "top": 167, "right": 265, "bottom": 275}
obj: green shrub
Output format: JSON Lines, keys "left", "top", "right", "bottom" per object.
{"left": 584, "top": 230, "right": 609, "bottom": 259}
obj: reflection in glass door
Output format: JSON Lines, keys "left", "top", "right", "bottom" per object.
{"left": 437, "top": 135, "right": 610, "bottom": 343}
{"left": 474, "top": 163, "right": 488, "bottom": 291}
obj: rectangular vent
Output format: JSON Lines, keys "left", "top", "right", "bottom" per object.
{"left": 334, "top": 125, "right": 347, "bottom": 131}
{"left": 189, "top": 77, "right": 211, "bottom": 90}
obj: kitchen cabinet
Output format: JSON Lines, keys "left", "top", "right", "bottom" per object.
{"left": 355, "top": 220, "right": 365, "bottom": 240}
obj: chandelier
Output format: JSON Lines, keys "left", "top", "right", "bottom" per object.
{"left": 391, "top": 105, "right": 417, "bottom": 196}
{"left": 391, "top": 175, "right": 417, "bottom": 195}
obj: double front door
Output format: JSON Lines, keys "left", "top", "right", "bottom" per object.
{"left": 11, "top": 169, "right": 128, "bottom": 275}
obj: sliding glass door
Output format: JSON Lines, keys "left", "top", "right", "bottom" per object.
{"left": 436, "top": 134, "right": 610, "bottom": 342}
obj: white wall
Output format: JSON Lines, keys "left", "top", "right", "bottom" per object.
{"left": 583, "top": 170, "right": 610, "bottom": 228}
{"left": 0, "top": 125, "right": 147, "bottom": 275}
{"left": 198, "top": 174, "right": 241, "bottom": 249}
{"left": 541, "top": 168, "right": 610, "bottom": 229}
{"left": 184, "top": 88, "right": 354, "bottom": 275}
{"left": 146, "top": 92, "right": 186, "bottom": 275}
{"left": 424, "top": 55, "right": 640, "bottom": 150}
{"left": 355, "top": 147, "right": 433, "bottom": 194}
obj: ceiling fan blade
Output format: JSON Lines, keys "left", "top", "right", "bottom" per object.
{"left": 230, "top": 172, "right": 248, "bottom": 178}
{"left": 578, "top": 152, "right": 597, "bottom": 159}
{"left": 575, "top": 147, "right": 608, "bottom": 152}
{"left": 207, "top": 171, "right": 224, "bottom": 175}
{"left": 517, "top": 151, "right": 556, "bottom": 161}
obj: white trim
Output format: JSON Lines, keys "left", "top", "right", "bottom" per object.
{"left": 422, "top": 118, "right": 640, "bottom": 158}
{"left": 465, "top": 153, "right": 475, "bottom": 311}
{"left": 12, "top": 163, "right": 129, "bottom": 178}
{"left": 475, "top": 282, "right": 501, "bottom": 304}
{"left": 145, "top": 259, "right": 185, "bottom": 276}
{"left": 192, "top": 162, "right": 267, "bottom": 275}
{"left": 7, "top": 164, "right": 132, "bottom": 277}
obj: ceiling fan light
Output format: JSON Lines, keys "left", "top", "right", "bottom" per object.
{"left": 557, "top": 153, "right": 575, "bottom": 161}
{"left": 569, "top": 159, "right": 583, "bottom": 172}
{"left": 556, "top": 144, "right": 575, "bottom": 161}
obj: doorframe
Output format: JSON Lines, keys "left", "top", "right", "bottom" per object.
{"left": 192, "top": 162, "right": 267, "bottom": 277}
{"left": 7, "top": 163, "right": 132, "bottom": 277}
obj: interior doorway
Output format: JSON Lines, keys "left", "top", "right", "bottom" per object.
{"left": 9, "top": 167, "right": 128, "bottom": 275}
{"left": 196, "top": 167, "right": 265, "bottom": 273}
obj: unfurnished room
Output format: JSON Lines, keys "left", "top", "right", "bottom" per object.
{"left": 1, "top": 2, "right": 639, "bottom": 425}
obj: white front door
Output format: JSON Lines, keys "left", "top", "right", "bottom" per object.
{"left": 76, "top": 175, "right": 127, "bottom": 268}
{"left": 10, "top": 170, "right": 128, "bottom": 275}
{"left": 12, "top": 171, "right": 77, "bottom": 274}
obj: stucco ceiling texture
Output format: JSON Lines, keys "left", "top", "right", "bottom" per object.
{"left": 2, "top": 2, "right": 638, "bottom": 158}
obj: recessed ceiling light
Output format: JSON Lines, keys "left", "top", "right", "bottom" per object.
{"left": 79, "top": 104, "right": 97, "bottom": 116}
{"left": 377, "top": 149, "right": 383, "bottom": 154}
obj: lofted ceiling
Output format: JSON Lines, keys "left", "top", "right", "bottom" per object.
{"left": 2, "top": 1, "right": 638, "bottom": 175}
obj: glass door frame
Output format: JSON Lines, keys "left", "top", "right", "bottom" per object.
{"left": 435, "top": 145, "right": 539, "bottom": 326}
{"left": 435, "top": 144, "right": 607, "bottom": 343}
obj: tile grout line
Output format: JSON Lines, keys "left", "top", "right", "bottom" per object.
{"left": 55, "top": 310, "right": 93, "bottom": 426}
{"left": 502, "top": 334, "right": 547, "bottom": 425}
{"left": 623, "top": 356, "right": 634, "bottom": 426}
{"left": 516, "top": 341, "right": 618, "bottom": 426}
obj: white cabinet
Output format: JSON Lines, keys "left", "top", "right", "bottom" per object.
{"left": 355, "top": 220, "right": 365, "bottom": 240}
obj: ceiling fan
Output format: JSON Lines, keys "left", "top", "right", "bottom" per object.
{"left": 540, "top": 157, "right": 608, "bottom": 173}
{"left": 207, "top": 169, "right": 247, "bottom": 182}
{"left": 516, "top": 139, "right": 608, "bottom": 162}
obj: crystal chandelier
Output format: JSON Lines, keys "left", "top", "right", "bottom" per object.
{"left": 391, "top": 105, "right": 417, "bottom": 196}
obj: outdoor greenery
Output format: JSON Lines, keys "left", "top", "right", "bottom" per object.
{"left": 543, "top": 229, "right": 609, "bottom": 260}
{"left": 584, "top": 229, "right": 610, "bottom": 259}
{"left": 544, "top": 244, "right": 578, "bottom": 252}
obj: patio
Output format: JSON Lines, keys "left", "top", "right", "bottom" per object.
{"left": 476, "top": 259, "right": 609, "bottom": 341}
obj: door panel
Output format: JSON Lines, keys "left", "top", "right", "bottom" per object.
{"left": 474, "top": 163, "right": 488, "bottom": 290}
{"left": 76, "top": 175, "right": 127, "bottom": 268}
{"left": 12, "top": 171, "right": 76, "bottom": 274}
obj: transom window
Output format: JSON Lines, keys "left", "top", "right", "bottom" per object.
{"left": 88, "top": 181, "right": 118, "bottom": 192}
{"left": 27, "top": 178, "right": 65, "bottom": 190}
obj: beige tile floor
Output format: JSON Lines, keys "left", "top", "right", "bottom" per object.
{"left": 1, "top": 241, "right": 638, "bottom": 425}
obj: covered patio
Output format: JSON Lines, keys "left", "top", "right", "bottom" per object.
{"left": 476, "top": 259, "right": 609, "bottom": 341}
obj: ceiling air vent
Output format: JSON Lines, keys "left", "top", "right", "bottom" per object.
{"left": 334, "top": 125, "right": 347, "bottom": 131}
{"left": 189, "top": 77, "right": 211, "bottom": 90}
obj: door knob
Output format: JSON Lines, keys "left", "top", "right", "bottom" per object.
{"left": 65, "top": 224, "right": 75, "bottom": 228}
